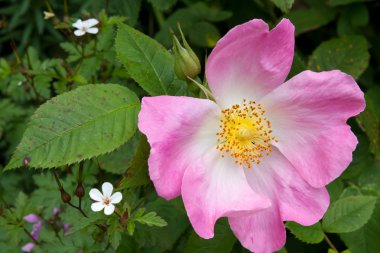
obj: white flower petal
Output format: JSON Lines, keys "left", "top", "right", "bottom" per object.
{"left": 82, "top": 18, "right": 99, "bottom": 28}
{"left": 72, "top": 19, "right": 83, "bottom": 29}
{"left": 89, "top": 188, "right": 103, "bottom": 201}
{"left": 110, "top": 192, "right": 122, "bottom": 204}
{"left": 104, "top": 204, "right": 115, "bottom": 215}
{"left": 74, "top": 29, "right": 85, "bottom": 36}
{"left": 86, "top": 27, "right": 99, "bottom": 34}
{"left": 91, "top": 202, "right": 105, "bottom": 212}
{"left": 102, "top": 182, "right": 113, "bottom": 197}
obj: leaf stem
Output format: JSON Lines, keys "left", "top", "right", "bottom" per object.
{"left": 152, "top": 7, "right": 165, "bottom": 28}
{"left": 324, "top": 233, "right": 339, "bottom": 252}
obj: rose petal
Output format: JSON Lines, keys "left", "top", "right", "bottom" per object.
{"left": 261, "top": 70, "right": 365, "bottom": 187}
{"left": 23, "top": 214, "right": 39, "bottom": 223}
{"left": 138, "top": 96, "right": 220, "bottom": 200}
{"left": 21, "top": 242, "right": 36, "bottom": 252}
{"left": 206, "top": 19, "right": 294, "bottom": 108}
{"left": 229, "top": 207, "right": 285, "bottom": 253}
{"left": 181, "top": 149, "right": 271, "bottom": 239}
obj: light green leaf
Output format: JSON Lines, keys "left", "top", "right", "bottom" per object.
{"left": 184, "top": 219, "right": 236, "bottom": 253}
{"left": 308, "top": 36, "right": 370, "bottom": 79}
{"left": 322, "top": 196, "right": 377, "bottom": 233}
{"left": 340, "top": 199, "right": 380, "bottom": 253}
{"left": 271, "top": 0, "right": 294, "bottom": 13}
{"left": 286, "top": 222, "right": 324, "bottom": 244}
{"left": 135, "top": 210, "right": 168, "bottom": 227}
{"left": 5, "top": 84, "right": 140, "bottom": 170}
{"left": 116, "top": 24, "right": 176, "bottom": 96}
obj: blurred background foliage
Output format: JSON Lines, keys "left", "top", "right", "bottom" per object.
{"left": 0, "top": 0, "right": 380, "bottom": 252}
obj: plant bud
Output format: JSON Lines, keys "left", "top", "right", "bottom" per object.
{"left": 60, "top": 190, "right": 71, "bottom": 203}
{"left": 75, "top": 183, "right": 85, "bottom": 198}
{"left": 172, "top": 31, "right": 201, "bottom": 80}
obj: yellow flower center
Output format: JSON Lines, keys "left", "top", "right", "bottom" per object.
{"left": 216, "top": 99, "right": 277, "bottom": 168}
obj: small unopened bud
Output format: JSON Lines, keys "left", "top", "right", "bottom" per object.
{"left": 43, "top": 11, "right": 55, "bottom": 20}
{"left": 60, "top": 190, "right": 71, "bottom": 203}
{"left": 75, "top": 183, "right": 85, "bottom": 198}
{"left": 172, "top": 27, "right": 201, "bottom": 80}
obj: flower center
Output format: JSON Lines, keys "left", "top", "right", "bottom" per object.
{"left": 216, "top": 99, "right": 277, "bottom": 168}
{"left": 103, "top": 197, "right": 110, "bottom": 205}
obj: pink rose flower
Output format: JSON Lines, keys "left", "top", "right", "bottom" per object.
{"left": 138, "top": 19, "right": 365, "bottom": 253}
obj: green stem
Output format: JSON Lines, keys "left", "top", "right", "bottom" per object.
{"left": 324, "top": 233, "right": 339, "bottom": 252}
{"left": 153, "top": 7, "right": 165, "bottom": 28}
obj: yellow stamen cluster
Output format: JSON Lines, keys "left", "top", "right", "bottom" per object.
{"left": 216, "top": 99, "right": 277, "bottom": 168}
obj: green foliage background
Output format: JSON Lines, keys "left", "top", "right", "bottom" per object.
{"left": 1, "top": 0, "right": 380, "bottom": 252}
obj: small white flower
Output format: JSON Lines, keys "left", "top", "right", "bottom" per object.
{"left": 89, "top": 182, "right": 122, "bottom": 215}
{"left": 72, "top": 18, "right": 99, "bottom": 36}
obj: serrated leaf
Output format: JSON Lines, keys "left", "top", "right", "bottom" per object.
{"left": 340, "top": 199, "right": 380, "bottom": 253}
{"left": 286, "top": 222, "right": 324, "bottom": 244}
{"left": 271, "top": 0, "right": 294, "bottom": 13}
{"left": 135, "top": 211, "right": 168, "bottom": 227}
{"left": 5, "top": 84, "right": 140, "bottom": 170}
{"left": 308, "top": 36, "right": 370, "bottom": 79}
{"left": 116, "top": 24, "right": 175, "bottom": 96}
{"left": 110, "top": 230, "right": 122, "bottom": 250}
{"left": 184, "top": 218, "right": 236, "bottom": 253}
{"left": 322, "top": 196, "right": 377, "bottom": 233}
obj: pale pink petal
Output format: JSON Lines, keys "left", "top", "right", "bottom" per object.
{"left": 244, "top": 148, "right": 329, "bottom": 226}
{"left": 72, "top": 19, "right": 82, "bottom": 29}
{"left": 102, "top": 182, "right": 113, "bottom": 197}
{"left": 104, "top": 204, "right": 115, "bottom": 215}
{"left": 23, "top": 214, "right": 39, "bottom": 223}
{"left": 181, "top": 149, "right": 271, "bottom": 239}
{"left": 82, "top": 18, "right": 99, "bottom": 28}
{"left": 89, "top": 188, "right": 103, "bottom": 201}
{"left": 206, "top": 19, "right": 294, "bottom": 108}
{"left": 110, "top": 192, "right": 122, "bottom": 204}
{"left": 261, "top": 70, "right": 365, "bottom": 188}
{"left": 74, "top": 29, "right": 85, "bottom": 36}
{"left": 86, "top": 27, "right": 99, "bottom": 34}
{"left": 138, "top": 96, "right": 220, "bottom": 200}
{"left": 21, "top": 242, "right": 36, "bottom": 252}
{"left": 229, "top": 207, "right": 285, "bottom": 253}
{"left": 91, "top": 202, "right": 104, "bottom": 212}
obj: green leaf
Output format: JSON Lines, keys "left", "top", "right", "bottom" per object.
{"left": 148, "top": 0, "right": 177, "bottom": 11}
{"left": 286, "top": 7, "right": 336, "bottom": 35}
{"left": 184, "top": 218, "right": 236, "bottom": 253}
{"left": 356, "top": 95, "right": 380, "bottom": 157}
{"left": 286, "top": 222, "right": 324, "bottom": 244}
{"left": 117, "top": 135, "right": 149, "bottom": 190}
{"left": 271, "top": 0, "right": 294, "bottom": 13}
{"left": 116, "top": 24, "right": 176, "bottom": 96}
{"left": 110, "top": 230, "right": 122, "bottom": 250}
{"left": 98, "top": 132, "right": 141, "bottom": 174}
{"left": 308, "top": 36, "right": 370, "bottom": 79}
{"left": 135, "top": 210, "right": 168, "bottom": 227}
{"left": 327, "top": 179, "right": 344, "bottom": 202}
{"left": 322, "top": 196, "right": 377, "bottom": 233}
{"left": 5, "top": 84, "right": 140, "bottom": 170}
{"left": 327, "top": 0, "right": 366, "bottom": 6}
{"left": 340, "top": 198, "right": 380, "bottom": 253}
